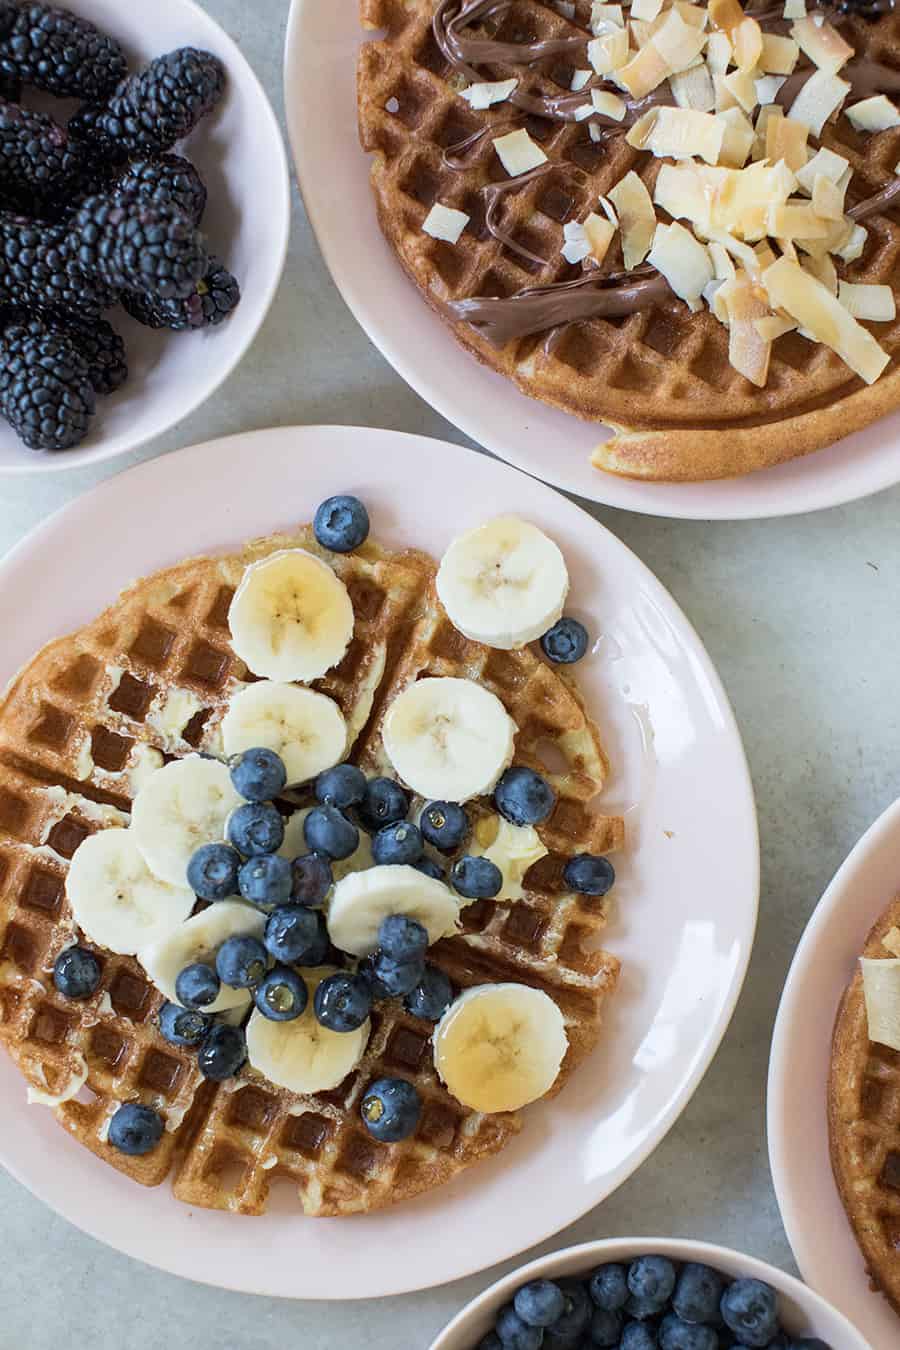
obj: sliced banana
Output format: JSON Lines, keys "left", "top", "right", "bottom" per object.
{"left": 246, "top": 966, "right": 370, "bottom": 1094}
{"left": 138, "top": 899, "right": 266, "bottom": 1013}
{"left": 471, "top": 814, "right": 548, "bottom": 903}
{"left": 280, "top": 806, "right": 374, "bottom": 880}
{"left": 221, "top": 681, "right": 347, "bottom": 787}
{"left": 130, "top": 755, "right": 242, "bottom": 888}
{"left": 436, "top": 515, "right": 569, "bottom": 650}
{"left": 382, "top": 675, "right": 515, "bottom": 803}
{"left": 327, "top": 864, "right": 461, "bottom": 957}
{"left": 228, "top": 549, "right": 354, "bottom": 682}
{"left": 434, "top": 983, "right": 568, "bottom": 1113}
{"left": 65, "top": 827, "right": 195, "bottom": 956}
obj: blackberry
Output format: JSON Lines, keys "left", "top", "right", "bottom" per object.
{"left": 0, "top": 212, "right": 115, "bottom": 317}
{"left": 115, "top": 155, "right": 207, "bottom": 226}
{"left": 69, "top": 193, "right": 208, "bottom": 299}
{"left": 0, "top": 69, "right": 19, "bottom": 102}
{"left": 0, "top": 4, "right": 126, "bottom": 101}
{"left": 2, "top": 310, "right": 127, "bottom": 395}
{"left": 67, "top": 102, "right": 128, "bottom": 168}
{"left": 87, "top": 48, "right": 226, "bottom": 159}
{"left": 0, "top": 324, "right": 94, "bottom": 449}
{"left": 122, "top": 257, "right": 239, "bottom": 330}
{"left": 0, "top": 98, "right": 85, "bottom": 206}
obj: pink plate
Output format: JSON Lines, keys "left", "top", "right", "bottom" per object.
{"left": 769, "top": 795, "right": 900, "bottom": 1349}
{"left": 284, "top": 0, "right": 900, "bottom": 521}
{"left": 0, "top": 426, "right": 758, "bottom": 1297}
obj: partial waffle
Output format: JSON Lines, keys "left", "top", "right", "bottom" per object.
{"left": 358, "top": 0, "right": 900, "bottom": 480}
{"left": 0, "top": 524, "right": 621, "bottom": 1215}
{"left": 829, "top": 896, "right": 900, "bottom": 1318}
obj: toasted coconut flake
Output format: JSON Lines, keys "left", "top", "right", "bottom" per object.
{"left": 608, "top": 170, "right": 658, "bottom": 268}
{"left": 837, "top": 222, "right": 867, "bottom": 263}
{"left": 670, "top": 61, "right": 716, "bottom": 111}
{"left": 768, "top": 201, "right": 829, "bottom": 238}
{"left": 723, "top": 68, "right": 758, "bottom": 114}
{"left": 591, "top": 2, "right": 625, "bottom": 31}
{"left": 783, "top": 0, "right": 805, "bottom": 16}
{"left": 766, "top": 115, "right": 809, "bottom": 171}
{"left": 617, "top": 42, "right": 671, "bottom": 96}
{"left": 718, "top": 106, "right": 755, "bottom": 166}
{"left": 654, "top": 162, "right": 717, "bottom": 229}
{"left": 732, "top": 17, "right": 763, "bottom": 71}
{"left": 714, "top": 73, "right": 739, "bottom": 113}
{"left": 647, "top": 220, "right": 714, "bottom": 310}
{"left": 791, "top": 17, "right": 853, "bottom": 74}
{"left": 573, "top": 102, "right": 595, "bottom": 121}
{"left": 720, "top": 272, "right": 773, "bottom": 385}
{"left": 788, "top": 68, "right": 850, "bottom": 137}
{"left": 651, "top": 8, "right": 708, "bottom": 72}
{"left": 710, "top": 239, "right": 737, "bottom": 278}
{"left": 628, "top": 105, "right": 725, "bottom": 163}
{"left": 802, "top": 252, "right": 837, "bottom": 292}
{"left": 705, "top": 226, "right": 765, "bottom": 278}
{"left": 812, "top": 173, "right": 845, "bottom": 220}
{"left": 760, "top": 33, "right": 800, "bottom": 75}
{"left": 561, "top": 220, "right": 592, "bottom": 264}
{"left": 755, "top": 240, "right": 778, "bottom": 270}
{"left": 796, "top": 146, "right": 850, "bottom": 194}
{"left": 709, "top": 0, "right": 745, "bottom": 33}
{"left": 755, "top": 314, "right": 796, "bottom": 340}
{"left": 598, "top": 194, "right": 619, "bottom": 226}
{"left": 588, "top": 27, "right": 630, "bottom": 73}
{"left": 632, "top": 0, "right": 664, "bottom": 21}
{"left": 706, "top": 30, "right": 732, "bottom": 75}
{"left": 846, "top": 95, "right": 900, "bottom": 133}
{"left": 763, "top": 256, "right": 890, "bottom": 382}
{"left": 493, "top": 128, "right": 549, "bottom": 176}
{"left": 675, "top": 3, "right": 710, "bottom": 29}
{"left": 422, "top": 203, "right": 470, "bottom": 244}
{"left": 625, "top": 107, "right": 660, "bottom": 148}
{"left": 591, "top": 89, "right": 627, "bottom": 120}
{"left": 571, "top": 68, "right": 593, "bottom": 91}
{"left": 460, "top": 78, "right": 519, "bottom": 109}
{"left": 839, "top": 281, "right": 897, "bottom": 321}
{"left": 755, "top": 75, "right": 786, "bottom": 107}
{"left": 583, "top": 211, "right": 617, "bottom": 264}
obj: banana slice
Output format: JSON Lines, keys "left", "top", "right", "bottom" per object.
{"left": 434, "top": 983, "right": 568, "bottom": 1113}
{"left": 246, "top": 966, "right": 370, "bottom": 1094}
{"left": 221, "top": 681, "right": 347, "bottom": 787}
{"left": 138, "top": 899, "right": 266, "bottom": 1013}
{"left": 130, "top": 755, "right": 242, "bottom": 888}
{"left": 382, "top": 676, "right": 515, "bottom": 803}
{"left": 327, "top": 864, "right": 461, "bottom": 957}
{"left": 436, "top": 516, "right": 569, "bottom": 650}
{"left": 228, "top": 549, "right": 354, "bottom": 682}
{"left": 471, "top": 814, "right": 548, "bottom": 903}
{"left": 65, "top": 827, "right": 195, "bottom": 956}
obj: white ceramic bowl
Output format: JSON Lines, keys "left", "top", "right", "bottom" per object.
{"left": 0, "top": 0, "right": 289, "bottom": 474}
{"left": 429, "top": 1239, "right": 872, "bottom": 1350}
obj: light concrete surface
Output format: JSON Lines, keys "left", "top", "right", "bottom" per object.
{"left": 1, "top": 2, "right": 898, "bottom": 1346}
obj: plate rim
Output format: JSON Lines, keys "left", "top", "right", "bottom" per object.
{"left": 767, "top": 793, "right": 900, "bottom": 1346}
{"left": 0, "top": 425, "right": 759, "bottom": 1297}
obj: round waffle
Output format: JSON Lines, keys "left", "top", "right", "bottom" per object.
{"left": 0, "top": 522, "right": 621, "bottom": 1216}
{"left": 358, "top": 0, "right": 900, "bottom": 480}
{"left": 829, "top": 895, "right": 900, "bottom": 1319}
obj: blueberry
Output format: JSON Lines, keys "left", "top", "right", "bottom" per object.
{"left": 620, "top": 1325, "right": 658, "bottom": 1350}
{"left": 404, "top": 964, "right": 453, "bottom": 1021}
{"left": 544, "top": 1281, "right": 591, "bottom": 1346}
{"left": 291, "top": 852, "right": 333, "bottom": 907}
{"left": 360, "top": 1076, "right": 422, "bottom": 1142}
{"left": 357, "top": 955, "right": 392, "bottom": 1000}
{"left": 541, "top": 617, "right": 589, "bottom": 664}
{"left": 495, "top": 1304, "right": 543, "bottom": 1350}
{"left": 215, "top": 935, "right": 268, "bottom": 989}
{"left": 359, "top": 776, "right": 409, "bottom": 832}
{"left": 238, "top": 853, "right": 293, "bottom": 908}
{"left": 303, "top": 804, "right": 358, "bottom": 860}
{"left": 314, "top": 972, "right": 373, "bottom": 1032}
{"left": 254, "top": 966, "right": 308, "bottom": 1021}
{"left": 372, "top": 820, "right": 423, "bottom": 866}
{"left": 673, "top": 1264, "right": 725, "bottom": 1325}
{"left": 53, "top": 945, "right": 100, "bottom": 999}
{"left": 628, "top": 1257, "right": 677, "bottom": 1315}
{"left": 187, "top": 842, "right": 241, "bottom": 900}
{"left": 229, "top": 746, "right": 287, "bottom": 801}
{"left": 479, "top": 1337, "right": 503, "bottom": 1350}
{"left": 265, "top": 905, "right": 327, "bottom": 965}
{"left": 451, "top": 854, "right": 503, "bottom": 900}
{"left": 590, "top": 1307, "right": 624, "bottom": 1347}
{"left": 626, "top": 1295, "right": 664, "bottom": 1321}
{"left": 175, "top": 961, "right": 221, "bottom": 1009}
{"left": 158, "top": 1001, "right": 210, "bottom": 1048}
{"left": 720, "top": 1281, "right": 779, "bottom": 1348}
{"left": 228, "top": 802, "right": 285, "bottom": 857}
{"left": 313, "top": 494, "right": 370, "bottom": 552}
{"left": 370, "top": 949, "right": 425, "bottom": 997}
{"left": 514, "top": 1280, "right": 566, "bottom": 1329}
{"left": 658, "top": 1314, "right": 718, "bottom": 1350}
{"left": 494, "top": 766, "right": 556, "bottom": 827}
{"left": 563, "top": 854, "right": 615, "bottom": 897}
{"left": 414, "top": 856, "right": 446, "bottom": 881}
{"left": 420, "top": 800, "right": 470, "bottom": 853}
{"left": 589, "top": 1265, "right": 628, "bottom": 1312}
{"left": 108, "top": 1102, "right": 164, "bottom": 1156}
{"left": 379, "top": 913, "right": 429, "bottom": 962}
{"left": 197, "top": 1023, "right": 247, "bottom": 1081}
{"left": 315, "top": 763, "right": 367, "bottom": 809}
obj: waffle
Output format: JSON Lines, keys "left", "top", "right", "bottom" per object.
{"left": 0, "top": 523, "right": 622, "bottom": 1216}
{"left": 358, "top": 0, "right": 900, "bottom": 480}
{"left": 828, "top": 896, "right": 900, "bottom": 1318}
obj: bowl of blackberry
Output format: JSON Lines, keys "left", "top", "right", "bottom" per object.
{"left": 430, "top": 1240, "right": 870, "bottom": 1350}
{"left": 0, "top": 0, "right": 289, "bottom": 471}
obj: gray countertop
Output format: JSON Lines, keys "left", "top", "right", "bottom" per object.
{"left": 2, "top": 3, "right": 899, "bottom": 1346}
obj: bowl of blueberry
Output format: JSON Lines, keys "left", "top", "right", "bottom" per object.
{"left": 429, "top": 1240, "right": 870, "bottom": 1350}
{"left": 0, "top": 0, "right": 289, "bottom": 472}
